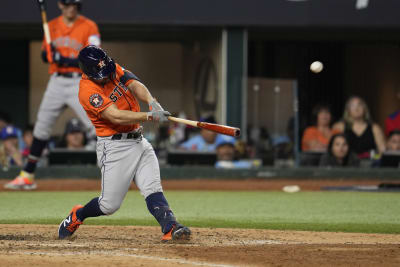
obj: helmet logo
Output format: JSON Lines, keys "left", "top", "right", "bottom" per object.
{"left": 98, "top": 60, "right": 106, "bottom": 68}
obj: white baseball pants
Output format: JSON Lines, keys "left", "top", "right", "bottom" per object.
{"left": 96, "top": 136, "right": 163, "bottom": 215}
{"left": 33, "top": 74, "right": 95, "bottom": 140}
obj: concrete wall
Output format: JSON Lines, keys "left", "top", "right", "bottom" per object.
{"left": 247, "top": 78, "right": 295, "bottom": 137}
{"left": 344, "top": 44, "right": 400, "bottom": 129}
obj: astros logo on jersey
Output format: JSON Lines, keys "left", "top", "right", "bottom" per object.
{"left": 89, "top": 93, "right": 104, "bottom": 108}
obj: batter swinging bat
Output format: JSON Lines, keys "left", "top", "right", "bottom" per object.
{"left": 37, "top": 0, "right": 53, "bottom": 63}
{"left": 168, "top": 116, "right": 241, "bottom": 137}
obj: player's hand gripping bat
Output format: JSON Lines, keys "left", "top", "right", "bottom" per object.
{"left": 168, "top": 116, "right": 241, "bottom": 137}
{"left": 37, "top": 0, "right": 53, "bottom": 63}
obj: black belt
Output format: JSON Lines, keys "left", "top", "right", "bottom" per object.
{"left": 56, "top": 72, "right": 81, "bottom": 78}
{"left": 111, "top": 130, "right": 142, "bottom": 140}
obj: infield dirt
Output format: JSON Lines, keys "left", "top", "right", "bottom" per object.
{"left": 1, "top": 179, "right": 399, "bottom": 266}
{"left": 0, "top": 224, "right": 399, "bottom": 266}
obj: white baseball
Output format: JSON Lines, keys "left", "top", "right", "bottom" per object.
{"left": 310, "top": 61, "right": 323, "bottom": 73}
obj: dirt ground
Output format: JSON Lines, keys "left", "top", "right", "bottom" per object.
{"left": 0, "top": 225, "right": 399, "bottom": 267}
{"left": 1, "top": 178, "right": 399, "bottom": 266}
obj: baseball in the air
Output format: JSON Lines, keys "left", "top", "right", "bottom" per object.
{"left": 310, "top": 61, "right": 323, "bottom": 73}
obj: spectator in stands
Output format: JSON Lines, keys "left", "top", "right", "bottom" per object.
{"left": 384, "top": 90, "right": 400, "bottom": 137}
{"left": 216, "top": 136, "right": 236, "bottom": 161}
{"left": 0, "top": 110, "right": 24, "bottom": 149}
{"left": 59, "top": 118, "right": 86, "bottom": 150}
{"left": 22, "top": 125, "right": 34, "bottom": 159}
{"left": 0, "top": 125, "right": 23, "bottom": 167}
{"left": 319, "top": 133, "right": 360, "bottom": 167}
{"left": 386, "top": 130, "right": 400, "bottom": 152}
{"left": 302, "top": 105, "right": 338, "bottom": 152}
{"left": 180, "top": 116, "right": 229, "bottom": 152}
{"left": 214, "top": 135, "right": 258, "bottom": 169}
{"left": 333, "top": 96, "right": 385, "bottom": 158}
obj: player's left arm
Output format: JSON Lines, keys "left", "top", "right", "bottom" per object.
{"left": 86, "top": 21, "right": 101, "bottom": 47}
{"left": 372, "top": 123, "right": 386, "bottom": 154}
{"left": 128, "top": 80, "right": 154, "bottom": 105}
{"left": 50, "top": 22, "right": 101, "bottom": 67}
{"left": 120, "top": 67, "right": 165, "bottom": 111}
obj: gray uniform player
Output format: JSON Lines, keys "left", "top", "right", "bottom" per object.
{"left": 57, "top": 45, "right": 191, "bottom": 242}
{"left": 4, "top": 0, "right": 100, "bottom": 190}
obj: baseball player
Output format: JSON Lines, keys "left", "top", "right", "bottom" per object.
{"left": 4, "top": 0, "right": 100, "bottom": 190}
{"left": 58, "top": 45, "right": 191, "bottom": 242}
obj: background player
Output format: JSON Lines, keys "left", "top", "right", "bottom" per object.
{"left": 4, "top": 0, "right": 100, "bottom": 190}
{"left": 58, "top": 45, "right": 191, "bottom": 242}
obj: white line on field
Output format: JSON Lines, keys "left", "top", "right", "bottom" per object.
{"left": 7, "top": 251, "right": 240, "bottom": 267}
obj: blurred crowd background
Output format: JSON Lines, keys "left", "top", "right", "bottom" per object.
{"left": 2, "top": 0, "right": 400, "bottom": 170}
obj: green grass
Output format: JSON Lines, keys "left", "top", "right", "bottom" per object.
{"left": 0, "top": 191, "right": 399, "bottom": 234}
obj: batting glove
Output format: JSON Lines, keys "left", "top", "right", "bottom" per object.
{"left": 147, "top": 110, "right": 171, "bottom": 122}
{"left": 50, "top": 44, "right": 61, "bottom": 64}
{"left": 149, "top": 100, "right": 164, "bottom": 112}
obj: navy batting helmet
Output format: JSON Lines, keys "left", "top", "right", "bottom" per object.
{"left": 78, "top": 45, "right": 116, "bottom": 80}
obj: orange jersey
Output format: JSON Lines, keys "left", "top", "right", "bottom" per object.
{"left": 301, "top": 126, "right": 340, "bottom": 151}
{"left": 79, "top": 64, "right": 141, "bottom": 137}
{"left": 43, "top": 15, "right": 100, "bottom": 74}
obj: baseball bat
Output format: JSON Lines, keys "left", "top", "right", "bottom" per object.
{"left": 168, "top": 116, "right": 241, "bottom": 137}
{"left": 37, "top": 0, "right": 53, "bottom": 63}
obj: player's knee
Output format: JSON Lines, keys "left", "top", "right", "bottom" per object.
{"left": 99, "top": 199, "right": 121, "bottom": 215}
{"left": 142, "top": 183, "right": 163, "bottom": 199}
{"left": 33, "top": 121, "right": 52, "bottom": 140}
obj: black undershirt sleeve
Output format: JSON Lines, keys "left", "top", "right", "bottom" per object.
{"left": 121, "top": 70, "right": 141, "bottom": 85}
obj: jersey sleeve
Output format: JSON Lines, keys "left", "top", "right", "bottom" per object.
{"left": 86, "top": 21, "right": 101, "bottom": 46}
{"left": 116, "top": 64, "right": 141, "bottom": 87}
{"left": 79, "top": 81, "right": 113, "bottom": 119}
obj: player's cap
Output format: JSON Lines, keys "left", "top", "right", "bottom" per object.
{"left": 215, "top": 135, "right": 236, "bottom": 148}
{"left": 65, "top": 118, "right": 84, "bottom": 134}
{"left": 78, "top": 45, "right": 116, "bottom": 80}
{"left": 59, "top": 0, "right": 82, "bottom": 10}
{"left": 59, "top": 0, "right": 82, "bottom": 5}
{"left": 0, "top": 126, "right": 18, "bottom": 140}
{"left": 200, "top": 115, "right": 217, "bottom": 124}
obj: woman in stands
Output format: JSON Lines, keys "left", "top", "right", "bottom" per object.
{"left": 319, "top": 133, "right": 359, "bottom": 167}
{"left": 302, "top": 105, "right": 339, "bottom": 152}
{"left": 333, "top": 96, "right": 385, "bottom": 158}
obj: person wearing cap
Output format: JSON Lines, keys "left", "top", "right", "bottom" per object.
{"left": 0, "top": 126, "right": 23, "bottom": 167}
{"left": 4, "top": 0, "right": 100, "bottom": 190}
{"left": 60, "top": 118, "right": 87, "bottom": 150}
{"left": 214, "top": 136, "right": 256, "bottom": 169}
{"left": 215, "top": 136, "right": 237, "bottom": 161}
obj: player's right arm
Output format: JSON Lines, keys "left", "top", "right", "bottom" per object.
{"left": 101, "top": 104, "right": 170, "bottom": 125}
